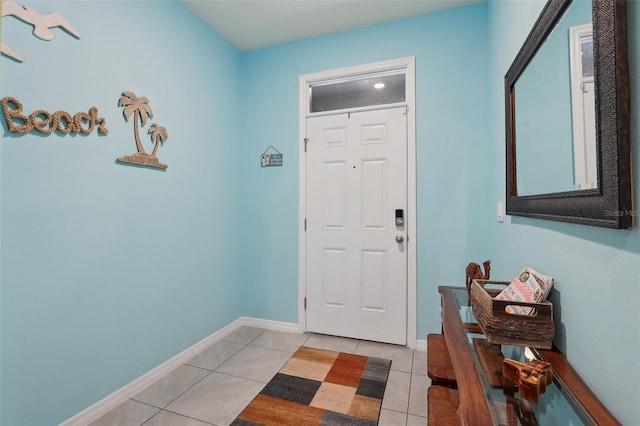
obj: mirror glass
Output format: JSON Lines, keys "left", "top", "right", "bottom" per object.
{"left": 515, "top": 0, "right": 593, "bottom": 196}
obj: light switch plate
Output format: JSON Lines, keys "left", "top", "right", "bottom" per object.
{"left": 497, "top": 201, "right": 504, "bottom": 222}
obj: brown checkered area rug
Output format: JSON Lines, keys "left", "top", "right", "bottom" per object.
{"left": 231, "top": 346, "right": 392, "bottom": 426}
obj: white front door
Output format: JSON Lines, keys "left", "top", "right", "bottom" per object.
{"left": 305, "top": 107, "right": 407, "bottom": 345}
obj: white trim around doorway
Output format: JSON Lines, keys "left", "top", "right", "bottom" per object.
{"left": 298, "top": 57, "right": 417, "bottom": 349}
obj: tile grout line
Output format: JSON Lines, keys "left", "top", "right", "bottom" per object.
{"left": 155, "top": 408, "right": 218, "bottom": 426}
{"left": 163, "top": 342, "right": 250, "bottom": 408}
{"left": 137, "top": 333, "right": 269, "bottom": 425}
{"left": 209, "top": 369, "right": 274, "bottom": 386}
{"left": 407, "top": 370, "right": 414, "bottom": 417}
{"left": 134, "top": 339, "right": 260, "bottom": 425}
{"left": 409, "top": 350, "right": 416, "bottom": 415}
{"left": 131, "top": 364, "right": 217, "bottom": 424}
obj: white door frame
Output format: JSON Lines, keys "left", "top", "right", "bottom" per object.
{"left": 298, "top": 57, "right": 417, "bottom": 349}
{"left": 569, "top": 24, "right": 596, "bottom": 190}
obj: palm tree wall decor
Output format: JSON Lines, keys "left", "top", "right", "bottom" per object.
{"left": 116, "top": 91, "right": 169, "bottom": 170}
{"left": 149, "top": 123, "right": 168, "bottom": 158}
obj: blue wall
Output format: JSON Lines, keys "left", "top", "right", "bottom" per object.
{"left": 1, "top": 2, "right": 244, "bottom": 424}
{"left": 488, "top": 0, "right": 640, "bottom": 424}
{"left": 237, "top": 4, "right": 492, "bottom": 341}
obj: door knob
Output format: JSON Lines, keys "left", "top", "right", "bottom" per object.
{"left": 395, "top": 235, "right": 404, "bottom": 243}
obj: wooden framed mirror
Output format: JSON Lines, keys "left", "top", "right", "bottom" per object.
{"left": 505, "top": 0, "right": 632, "bottom": 229}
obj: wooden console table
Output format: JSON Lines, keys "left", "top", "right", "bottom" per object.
{"left": 434, "top": 286, "right": 620, "bottom": 426}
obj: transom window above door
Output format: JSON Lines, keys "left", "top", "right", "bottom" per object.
{"left": 309, "top": 69, "right": 406, "bottom": 113}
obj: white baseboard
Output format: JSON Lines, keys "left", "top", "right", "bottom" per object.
{"left": 416, "top": 338, "right": 427, "bottom": 352}
{"left": 239, "top": 317, "right": 299, "bottom": 334}
{"left": 59, "top": 317, "right": 297, "bottom": 426}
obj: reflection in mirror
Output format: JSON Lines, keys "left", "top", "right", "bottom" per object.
{"left": 515, "top": 0, "right": 592, "bottom": 196}
{"left": 569, "top": 24, "right": 596, "bottom": 190}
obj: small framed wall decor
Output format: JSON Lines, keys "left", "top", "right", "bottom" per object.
{"left": 261, "top": 146, "right": 282, "bottom": 167}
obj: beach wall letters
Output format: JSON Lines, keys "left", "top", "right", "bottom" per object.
{"left": 1, "top": 96, "right": 108, "bottom": 135}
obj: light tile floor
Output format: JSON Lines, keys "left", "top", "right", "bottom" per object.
{"left": 89, "top": 327, "right": 429, "bottom": 426}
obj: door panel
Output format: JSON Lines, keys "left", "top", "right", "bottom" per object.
{"left": 361, "top": 159, "right": 387, "bottom": 230}
{"left": 322, "top": 161, "right": 347, "bottom": 229}
{"left": 322, "top": 248, "right": 347, "bottom": 308}
{"left": 361, "top": 249, "right": 386, "bottom": 311}
{"left": 306, "top": 107, "right": 407, "bottom": 345}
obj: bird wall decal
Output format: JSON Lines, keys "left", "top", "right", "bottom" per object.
{"left": 1, "top": 0, "right": 81, "bottom": 62}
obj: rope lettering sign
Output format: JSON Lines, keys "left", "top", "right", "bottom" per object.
{"left": 1, "top": 97, "right": 108, "bottom": 135}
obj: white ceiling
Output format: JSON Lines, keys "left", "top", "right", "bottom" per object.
{"left": 181, "top": 0, "right": 484, "bottom": 52}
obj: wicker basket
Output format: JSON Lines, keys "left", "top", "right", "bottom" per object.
{"left": 470, "top": 279, "right": 555, "bottom": 349}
